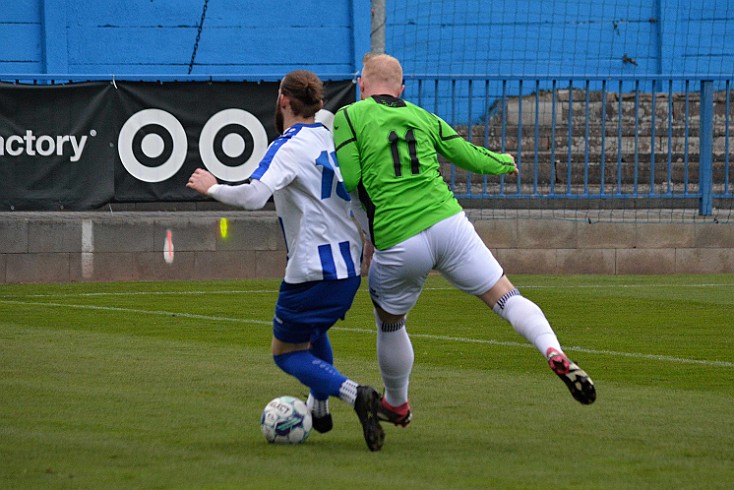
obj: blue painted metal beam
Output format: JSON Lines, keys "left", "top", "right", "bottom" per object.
{"left": 698, "top": 80, "right": 714, "bottom": 215}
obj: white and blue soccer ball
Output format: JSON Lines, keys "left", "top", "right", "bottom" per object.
{"left": 260, "top": 396, "right": 312, "bottom": 444}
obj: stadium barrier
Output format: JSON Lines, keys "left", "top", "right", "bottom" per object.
{"left": 1, "top": 209, "right": 733, "bottom": 283}
{"left": 405, "top": 75, "right": 732, "bottom": 219}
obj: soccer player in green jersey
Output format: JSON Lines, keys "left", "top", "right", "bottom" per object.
{"left": 333, "top": 54, "right": 596, "bottom": 426}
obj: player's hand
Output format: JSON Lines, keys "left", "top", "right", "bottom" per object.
{"left": 504, "top": 154, "right": 519, "bottom": 176}
{"left": 186, "top": 168, "right": 218, "bottom": 196}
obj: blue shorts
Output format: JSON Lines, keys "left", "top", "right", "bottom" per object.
{"left": 272, "top": 276, "right": 361, "bottom": 343}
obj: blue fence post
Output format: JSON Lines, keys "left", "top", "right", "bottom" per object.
{"left": 699, "top": 80, "right": 714, "bottom": 216}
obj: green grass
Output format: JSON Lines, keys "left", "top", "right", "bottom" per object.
{"left": 1, "top": 275, "right": 733, "bottom": 489}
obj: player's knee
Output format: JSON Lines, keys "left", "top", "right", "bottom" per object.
{"left": 272, "top": 351, "right": 296, "bottom": 374}
{"left": 373, "top": 303, "right": 406, "bottom": 325}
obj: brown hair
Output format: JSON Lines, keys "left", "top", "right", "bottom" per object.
{"left": 280, "top": 70, "right": 324, "bottom": 118}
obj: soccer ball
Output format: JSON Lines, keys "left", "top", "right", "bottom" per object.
{"left": 260, "top": 396, "right": 312, "bottom": 444}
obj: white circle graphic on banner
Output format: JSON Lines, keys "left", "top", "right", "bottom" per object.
{"left": 315, "top": 109, "right": 335, "bottom": 132}
{"left": 118, "top": 109, "right": 187, "bottom": 182}
{"left": 141, "top": 133, "right": 166, "bottom": 159}
{"left": 199, "top": 109, "right": 268, "bottom": 182}
{"left": 222, "top": 133, "right": 246, "bottom": 158}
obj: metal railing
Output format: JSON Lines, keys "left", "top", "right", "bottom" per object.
{"left": 405, "top": 75, "right": 733, "bottom": 216}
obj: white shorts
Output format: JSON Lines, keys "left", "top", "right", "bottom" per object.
{"left": 368, "top": 211, "right": 504, "bottom": 315}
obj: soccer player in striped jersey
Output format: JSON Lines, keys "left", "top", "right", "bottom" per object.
{"left": 186, "top": 70, "right": 384, "bottom": 451}
{"left": 333, "top": 54, "right": 596, "bottom": 427}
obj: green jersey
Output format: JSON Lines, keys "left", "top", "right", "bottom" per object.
{"left": 333, "top": 95, "right": 515, "bottom": 250}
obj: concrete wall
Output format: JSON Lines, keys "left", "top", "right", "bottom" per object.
{"left": 0, "top": 211, "right": 285, "bottom": 283}
{"left": 1, "top": 211, "right": 732, "bottom": 284}
{"left": 472, "top": 216, "right": 734, "bottom": 275}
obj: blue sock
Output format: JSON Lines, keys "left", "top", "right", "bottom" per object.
{"left": 273, "top": 350, "right": 348, "bottom": 398}
{"left": 309, "top": 332, "right": 334, "bottom": 365}
{"left": 308, "top": 333, "right": 334, "bottom": 400}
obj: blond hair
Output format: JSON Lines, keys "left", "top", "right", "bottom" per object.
{"left": 361, "top": 53, "right": 403, "bottom": 94}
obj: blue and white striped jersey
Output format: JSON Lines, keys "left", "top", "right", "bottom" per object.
{"left": 251, "top": 123, "right": 362, "bottom": 284}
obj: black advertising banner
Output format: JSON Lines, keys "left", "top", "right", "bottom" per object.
{"left": 113, "top": 81, "right": 277, "bottom": 203}
{"left": 0, "top": 80, "right": 355, "bottom": 210}
{"left": 0, "top": 82, "right": 118, "bottom": 210}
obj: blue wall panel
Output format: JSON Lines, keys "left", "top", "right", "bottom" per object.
{"left": 386, "top": 0, "right": 733, "bottom": 77}
{"left": 0, "top": 0, "right": 42, "bottom": 71}
{"left": 1, "top": 0, "right": 732, "bottom": 80}
{"left": 658, "top": 2, "right": 734, "bottom": 76}
{"left": 0, "top": 24, "right": 42, "bottom": 63}
{"left": 0, "top": 0, "right": 367, "bottom": 78}
{"left": 0, "top": 0, "right": 39, "bottom": 22}
{"left": 388, "top": 0, "right": 662, "bottom": 76}
{"left": 67, "top": 1, "right": 203, "bottom": 26}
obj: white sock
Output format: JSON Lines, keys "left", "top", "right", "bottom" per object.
{"left": 375, "top": 311, "right": 414, "bottom": 406}
{"left": 306, "top": 393, "right": 330, "bottom": 417}
{"left": 338, "top": 379, "right": 359, "bottom": 406}
{"left": 493, "top": 290, "right": 562, "bottom": 356}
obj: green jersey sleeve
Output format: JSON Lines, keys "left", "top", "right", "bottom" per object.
{"left": 431, "top": 113, "right": 516, "bottom": 175}
{"left": 332, "top": 106, "right": 361, "bottom": 193}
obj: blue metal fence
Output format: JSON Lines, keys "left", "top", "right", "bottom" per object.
{"left": 405, "top": 75, "right": 733, "bottom": 216}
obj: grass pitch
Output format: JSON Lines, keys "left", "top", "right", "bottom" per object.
{"left": 1, "top": 274, "right": 733, "bottom": 489}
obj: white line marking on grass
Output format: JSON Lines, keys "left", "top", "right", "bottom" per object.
{"left": 3, "top": 300, "right": 732, "bottom": 368}
{"left": 424, "top": 283, "right": 734, "bottom": 292}
{"left": 0, "top": 300, "right": 271, "bottom": 326}
{"left": 1, "top": 281, "right": 732, "bottom": 300}
{"left": 0, "top": 290, "right": 277, "bottom": 299}
{"left": 331, "top": 327, "right": 734, "bottom": 368}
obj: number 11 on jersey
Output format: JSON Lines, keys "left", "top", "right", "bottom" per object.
{"left": 388, "top": 129, "right": 420, "bottom": 177}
